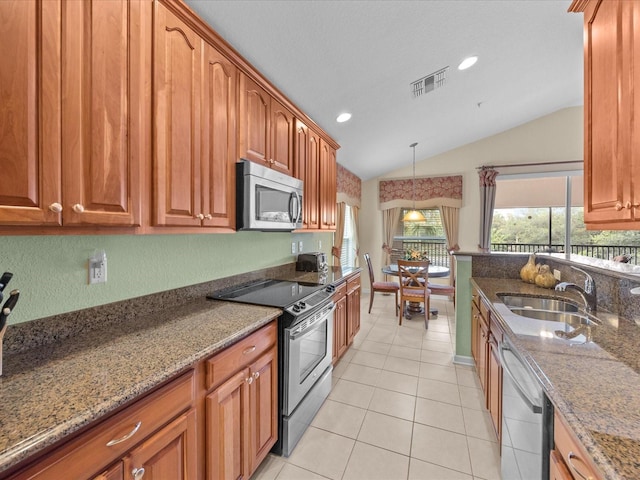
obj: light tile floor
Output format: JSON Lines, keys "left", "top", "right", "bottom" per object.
{"left": 251, "top": 291, "right": 502, "bottom": 480}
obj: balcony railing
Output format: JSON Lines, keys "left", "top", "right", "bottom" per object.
{"left": 391, "top": 239, "right": 640, "bottom": 266}
{"left": 491, "top": 243, "right": 640, "bottom": 265}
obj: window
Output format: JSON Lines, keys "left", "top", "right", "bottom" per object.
{"left": 340, "top": 205, "right": 356, "bottom": 267}
{"left": 491, "top": 175, "right": 640, "bottom": 264}
{"left": 393, "top": 209, "right": 449, "bottom": 266}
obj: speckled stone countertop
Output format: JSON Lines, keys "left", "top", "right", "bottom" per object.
{"left": 472, "top": 277, "right": 640, "bottom": 480}
{"left": 0, "top": 298, "right": 281, "bottom": 474}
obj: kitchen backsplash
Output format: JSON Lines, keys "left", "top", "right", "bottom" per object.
{"left": 471, "top": 252, "right": 640, "bottom": 320}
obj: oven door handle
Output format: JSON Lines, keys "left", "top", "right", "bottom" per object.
{"left": 289, "top": 304, "right": 336, "bottom": 340}
{"left": 498, "top": 341, "right": 543, "bottom": 414}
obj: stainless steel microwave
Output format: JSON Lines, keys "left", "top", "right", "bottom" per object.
{"left": 236, "top": 159, "right": 303, "bottom": 231}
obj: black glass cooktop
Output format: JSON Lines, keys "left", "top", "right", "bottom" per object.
{"left": 208, "top": 279, "right": 326, "bottom": 308}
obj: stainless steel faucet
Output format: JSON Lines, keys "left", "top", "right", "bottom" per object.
{"left": 555, "top": 266, "right": 597, "bottom": 312}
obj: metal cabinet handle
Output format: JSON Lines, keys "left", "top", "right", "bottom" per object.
{"left": 615, "top": 202, "right": 624, "bottom": 211}
{"left": 625, "top": 201, "right": 640, "bottom": 209}
{"left": 132, "top": 467, "right": 145, "bottom": 480}
{"left": 49, "top": 202, "right": 63, "bottom": 213}
{"left": 567, "top": 451, "right": 593, "bottom": 480}
{"left": 243, "top": 346, "right": 256, "bottom": 355}
{"left": 72, "top": 203, "right": 85, "bottom": 213}
{"left": 195, "top": 213, "right": 205, "bottom": 220}
{"left": 106, "top": 421, "right": 142, "bottom": 446}
{"left": 246, "top": 375, "right": 254, "bottom": 384}
{"left": 253, "top": 371, "right": 260, "bottom": 380}
{"left": 205, "top": 214, "right": 212, "bottom": 220}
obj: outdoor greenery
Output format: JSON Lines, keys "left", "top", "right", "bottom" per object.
{"left": 400, "top": 209, "right": 444, "bottom": 237}
{"left": 492, "top": 207, "right": 640, "bottom": 246}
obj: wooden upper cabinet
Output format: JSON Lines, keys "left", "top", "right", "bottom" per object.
{"left": 153, "top": 2, "right": 202, "bottom": 227}
{"left": 0, "top": 0, "right": 61, "bottom": 225}
{"left": 0, "top": 0, "right": 146, "bottom": 227}
{"left": 61, "top": 0, "right": 145, "bottom": 226}
{"left": 319, "top": 139, "right": 337, "bottom": 230}
{"left": 239, "top": 73, "right": 294, "bottom": 175}
{"left": 201, "top": 41, "right": 237, "bottom": 229}
{"left": 295, "top": 120, "right": 320, "bottom": 229}
{"left": 270, "top": 99, "right": 294, "bottom": 174}
{"left": 578, "top": 0, "right": 640, "bottom": 227}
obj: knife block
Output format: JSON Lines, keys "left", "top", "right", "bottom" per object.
{"left": 0, "top": 323, "right": 6, "bottom": 376}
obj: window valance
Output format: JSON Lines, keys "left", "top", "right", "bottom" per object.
{"left": 337, "top": 164, "right": 362, "bottom": 207}
{"left": 379, "top": 175, "right": 463, "bottom": 210}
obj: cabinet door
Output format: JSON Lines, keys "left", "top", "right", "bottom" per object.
{"left": 206, "top": 368, "right": 251, "bottom": 480}
{"left": 61, "top": 0, "right": 144, "bottom": 226}
{"left": 478, "top": 318, "right": 488, "bottom": 396}
{"left": 201, "top": 41, "right": 237, "bottom": 228}
{"left": 239, "top": 74, "right": 270, "bottom": 166}
{"left": 488, "top": 338, "right": 502, "bottom": 443}
{"left": 124, "top": 409, "right": 198, "bottom": 480}
{"left": 248, "top": 347, "right": 278, "bottom": 473}
{"left": 319, "top": 139, "right": 337, "bottom": 230}
{"left": 270, "top": 99, "right": 294, "bottom": 175}
{"left": 93, "top": 462, "right": 124, "bottom": 480}
{"left": 346, "top": 285, "right": 360, "bottom": 345}
{"left": 295, "top": 120, "right": 320, "bottom": 229}
{"left": 0, "top": 0, "right": 61, "bottom": 225}
{"left": 583, "top": 0, "right": 632, "bottom": 224}
{"left": 471, "top": 302, "right": 480, "bottom": 367}
{"left": 549, "top": 450, "right": 573, "bottom": 480}
{"left": 333, "top": 294, "right": 347, "bottom": 363}
{"left": 153, "top": 3, "right": 202, "bottom": 226}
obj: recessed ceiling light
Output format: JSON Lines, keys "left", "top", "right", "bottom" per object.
{"left": 336, "top": 113, "right": 352, "bottom": 123}
{"left": 458, "top": 56, "right": 478, "bottom": 70}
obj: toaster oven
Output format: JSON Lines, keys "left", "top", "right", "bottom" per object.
{"left": 296, "top": 253, "right": 328, "bottom": 272}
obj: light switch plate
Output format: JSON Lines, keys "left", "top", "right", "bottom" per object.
{"left": 291, "top": 242, "right": 296, "bottom": 254}
{"left": 299, "top": 241, "right": 303, "bottom": 252}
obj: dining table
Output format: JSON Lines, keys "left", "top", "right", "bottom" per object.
{"left": 382, "top": 264, "right": 451, "bottom": 318}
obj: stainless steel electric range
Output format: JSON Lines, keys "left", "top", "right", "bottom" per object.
{"left": 208, "top": 279, "right": 335, "bottom": 456}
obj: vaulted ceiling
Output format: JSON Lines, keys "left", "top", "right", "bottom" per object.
{"left": 185, "top": 0, "right": 584, "bottom": 181}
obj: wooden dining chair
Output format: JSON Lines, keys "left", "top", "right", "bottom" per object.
{"left": 364, "top": 253, "right": 399, "bottom": 314}
{"left": 397, "top": 259, "right": 431, "bottom": 328}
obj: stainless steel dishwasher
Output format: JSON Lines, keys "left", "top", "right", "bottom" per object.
{"left": 499, "top": 337, "right": 554, "bottom": 480}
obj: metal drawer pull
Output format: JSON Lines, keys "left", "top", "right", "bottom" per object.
{"left": 567, "top": 451, "right": 592, "bottom": 480}
{"left": 106, "top": 421, "right": 142, "bottom": 446}
{"left": 132, "top": 467, "right": 145, "bottom": 480}
{"left": 246, "top": 376, "right": 254, "bottom": 384}
{"left": 243, "top": 346, "right": 256, "bottom": 355}
{"left": 253, "top": 371, "right": 260, "bottom": 380}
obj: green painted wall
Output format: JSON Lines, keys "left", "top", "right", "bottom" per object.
{"left": 454, "top": 256, "right": 472, "bottom": 359}
{"left": 0, "top": 231, "right": 333, "bottom": 324}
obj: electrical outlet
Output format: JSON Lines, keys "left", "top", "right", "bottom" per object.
{"left": 318, "top": 240, "right": 322, "bottom": 249}
{"left": 553, "top": 269, "right": 562, "bottom": 281}
{"left": 89, "top": 250, "right": 107, "bottom": 284}
{"left": 298, "top": 241, "right": 303, "bottom": 252}
{"left": 291, "top": 242, "right": 296, "bottom": 254}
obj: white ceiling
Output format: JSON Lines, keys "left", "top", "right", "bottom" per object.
{"left": 185, "top": 0, "right": 584, "bottom": 181}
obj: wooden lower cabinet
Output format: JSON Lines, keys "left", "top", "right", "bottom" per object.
{"left": 487, "top": 336, "right": 502, "bottom": 443}
{"left": 205, "top": 324, "right": 278, "bottom": 480}
{"left": 550, "top": 450, "right": 573, "bottom": 480}
{"left": 346, "top": 273, "right": 361, "bottom": 345}
{"left": 333, "top": 292, "right": 348, "bottom": 364}
{"left": 123, "top": 409, "right": 197, "bottom": 480}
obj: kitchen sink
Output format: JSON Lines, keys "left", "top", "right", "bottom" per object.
{"left": 497, "top": 294, "right": 579, "bottom": 313}
{"left": 506, "top": 307, "right": 596, "bottom": 328}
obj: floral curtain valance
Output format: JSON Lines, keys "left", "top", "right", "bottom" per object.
{"left": 378, "top": 175, "right": 463, "bottom": 210}
{"left": 337, "top": 164, "right": 362, "bottom": 208}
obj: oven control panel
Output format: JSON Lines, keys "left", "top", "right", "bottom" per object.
{"left": 284, "top": 285, "right": 335, "bottom": 317}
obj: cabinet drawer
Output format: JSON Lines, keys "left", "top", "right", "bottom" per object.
{"left": 333, "top": 281, "right": 346, "bottom": 300}
{"left": 13, "top": 370, "right": 195, "bottom": 479}
{"left": 554, "top": 411, "right": 602, "bottom": 480}
{"left": 206, "top": 322, "right": 277, "bottom": 391}
{"left": 346, "top": 273, "right": 361, "bottom": 292}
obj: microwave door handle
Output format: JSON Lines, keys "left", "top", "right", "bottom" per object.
{"left": 290, "top": 191, "right": 301, "bottom": 224}
{"left": 498, "top": 342, "right": 543, "bottom": 414}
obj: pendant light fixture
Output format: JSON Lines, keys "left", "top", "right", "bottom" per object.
{"left": 403, "top": 142, "right": 425, "bottom": 222}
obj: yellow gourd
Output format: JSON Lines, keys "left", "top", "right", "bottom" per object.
{"left": 535, "top": 265, "right": 557, "bottom": 289}
{"left": 520, "top": 254, "right": 538, "bottom": 284}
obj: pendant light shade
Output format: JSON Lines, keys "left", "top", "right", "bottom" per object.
{"left": 403, "top": 142, "right": 425, "bottom": 222}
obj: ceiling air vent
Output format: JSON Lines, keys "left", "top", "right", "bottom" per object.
{"left": 411, "top": 66, "right": 449, "bottom": 98}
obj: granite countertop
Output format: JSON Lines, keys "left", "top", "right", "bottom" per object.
{"left": 472, "top": 277, "right": 640, "bottom": 480}
{"left": 0, "top": 298, "right": 281, "bottom": 474}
